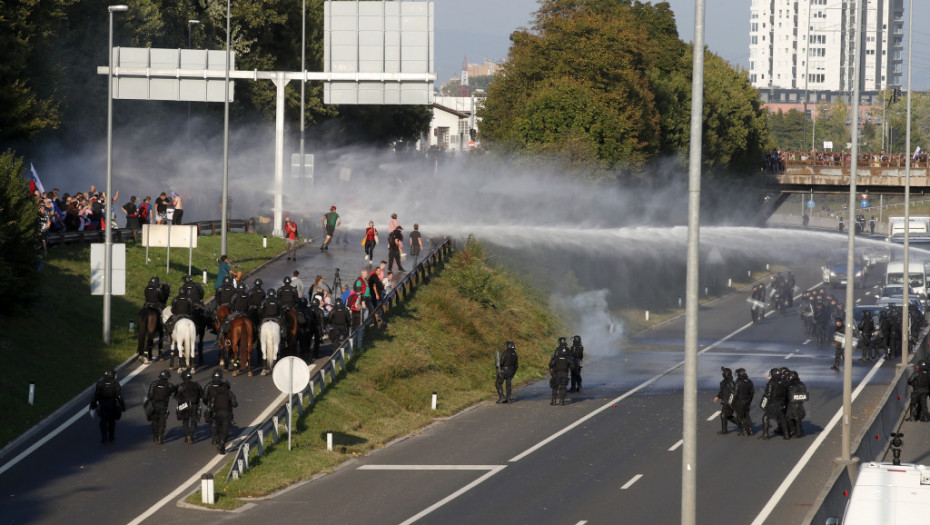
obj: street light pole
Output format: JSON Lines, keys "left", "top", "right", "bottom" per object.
{"left": 299, "top": 0, "right": 307, "bottom": 189}
{"left": 902, "top": 0, "right": 915, "bottom": 369}
{"left": 220, "top": 0, "right": 231, "bottom": 255}
{"left": 104, "top": 4, "right": 129, "bottom": 345}
{"left": 187, "top": 19, "right": 200, "bottom": 144}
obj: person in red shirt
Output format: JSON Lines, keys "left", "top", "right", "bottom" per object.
{"left": 284, "top": 216, "right": 298, "bottom": 261}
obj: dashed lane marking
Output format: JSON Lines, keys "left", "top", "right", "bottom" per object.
{"left": 784, "top": 352, "right": 795, "bottom": 360}
{"left": 621, "top": 474, "right": 643, "bottom": 490}
{"left": 706, "top": 410, "right": 721, "bottom": 422}
{"left": 668, "top": 439, "right": 684, "bottom": 452}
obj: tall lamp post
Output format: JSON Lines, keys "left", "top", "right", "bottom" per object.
{"left": 220, "top": 0, "right": 231, "bottom": 255}
{"left": 187, "top": 19, "right": 200, "bottom": 144}
{"left": 104, "top": 4, "right": 129, "bottom": 345}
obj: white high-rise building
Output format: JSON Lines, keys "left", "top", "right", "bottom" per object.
{"left": 749, "top": 0, "right": 903, "bottom": 96}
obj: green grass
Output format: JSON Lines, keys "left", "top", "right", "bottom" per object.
{"left": 0, "top": 232, "right": 285, "bottom": 447}
{"left": 186, "top": 242, "right": 563, "bottom": 508}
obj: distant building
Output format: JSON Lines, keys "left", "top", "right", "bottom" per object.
{"left": 422, "top": 96, "right": 482, "bottom": 151}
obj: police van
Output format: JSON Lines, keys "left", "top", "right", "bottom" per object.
{"left": 840, "top": 462, "right": 930, "bottom": 524}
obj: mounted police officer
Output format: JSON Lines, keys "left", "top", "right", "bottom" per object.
{"left": 247, "top": 279, "right": 266, "bottom": 324}
{"left": 569, "top": 335, "right": 584, "bottom": 393}
{"left": 278, "top": 276, "right": 299, "bottom": 309}
{"left": 214, "top": 275, "right": 237, "bottom": 307}
{"left": 713, "top": 367, "right": 737, "bottom": 434}
{"left": 495, "top": 341, "right": 519, "bottom": 404}
{"left": 906, "top": 360, "right": 930, "bottom": 422}
{"left": 203, "top": 369, "right": 238, "bottom": 454}
{"left": 217, "top": 286, "right": 250, "bottom": 349}
{"left": 549, "top": 338, "right": 575, "bottom": 406}
{"left": 165, "top": 286, "right": 194, "bottom": 346}
{"left": 259, "top": 288, "right": 286, "bottom": 350}
{"left": 146, "top": 370, "right": 177, "bottom": 444}
{"left": 180, "top": 274, "right": 205, "bottom": 307}
{"left": 90, "top": 369, "right": 126, "bottom": 444}
{"left": 785, "top": 370, "right": 808, "bottom": 437}
{"left": 144, "top": 276, "right": 168, "bottom": 310}
{"left": 175, "top": 368, "right": 203, "bottom": 443}
{"left": 733, "top": 368, "right": 754, "bottom": 436}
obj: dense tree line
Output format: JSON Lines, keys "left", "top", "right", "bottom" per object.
{"left": 0, "top": 151, "right": 41, "bottom": 314}
{"left": 478, "top": 0, "right": 767, "bottom": 176}
{"left": 0, "top": 0, "right": 430, "bottom": 150}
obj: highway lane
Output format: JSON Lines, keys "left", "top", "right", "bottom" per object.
{"left": 0, "top": 238, "right": 375, "bottom": 525}
{"left": 145, "top": 259, "right": 903, "bottom": 524}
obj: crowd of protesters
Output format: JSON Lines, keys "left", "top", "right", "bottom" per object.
{"left": 762, "top": 149, "right": 929, "bottom": 173}
{"left": 34, "top": 185, "right": 186, "bottom": 236}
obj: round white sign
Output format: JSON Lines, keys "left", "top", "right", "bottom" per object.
{"left": 272, "top": 356, "right": 312, "bottom": 395}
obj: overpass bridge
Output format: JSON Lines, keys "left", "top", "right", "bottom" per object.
{"left": 757, "top": 162, "right": 930, "bottom": 222}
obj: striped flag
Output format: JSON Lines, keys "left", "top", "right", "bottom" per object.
{"left": 28, "top": 163, "right": 45, "bottom": 195}
{"left": 914, "top": 146, "right": 923, "bottom": 161}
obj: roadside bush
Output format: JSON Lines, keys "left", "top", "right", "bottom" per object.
{"left": 0, "top": 150, "right": 40, "bottom": 314}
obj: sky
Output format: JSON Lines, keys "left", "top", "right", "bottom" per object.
{"left": 433, "top": 0, "right": 930, "bottom": 91}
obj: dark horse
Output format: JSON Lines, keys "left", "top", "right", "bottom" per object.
{"left": 214, "top": 305, "right": 254, "bottom": 376}
{"left": 136, "top": 305, "right": 163, "bottom": 362}
{"left": 282, "top": 309, "right": 299, "bottom": 358}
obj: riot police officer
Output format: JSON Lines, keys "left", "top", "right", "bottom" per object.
{"left": 732, "top": 368, "right": 754, "bottom": 436}
{"left": 713, "top": 367, "right": 737, "bottom": 435}
{"left": 549, "top": 338, "right": 575, "bottom": 406}
{"left": 785, "top": 272, "right": 796, "bottom": 307}
{"left": 278, "top": 276, "right": 299, "bottom": 309}
{"left": 906, "top": 361, "right": 930, "bottom": 422}
{"left": 89, "top": 369, "right": 125, "bottom": 444}
{"left": 831, "top": 317, "right": 845, "bottom": 371}
{"left": 759, "top": 368, "right": 789, "bottom": 440}
{"left": 146, "top": 370, "right": 177, "bottom": 444}
{"left": 165, "top": 286, "right": 194, "bottom": 345}
{"left": 175, "top": 368, "right": 203, "bottom": 443}
{"left": 180, "top": 274, "right": 205, "bottom": 307}
{"left": 248, "top": 279, "right": 266, "bottom": 322}
{"left": 569, "top": 335, "right": 584, "bottom": 393}
{"left": 329, "top": 297, "right": 351, "bottom": 344}
{"left": 144, "top": 276, "right": 167, "bottom": 310}
{"left": 858, "top": 310, "right": 876, "bottom": 361}
{"left": 495, "top": 341, "right": 519, "bottom": 403}
{"left": 260, "top": 288, "right": 283, "bottom": 322}
{"left": 869, "top": 215, "right": 876, "bottom": 234}
{"left": 203, "top": 369, "right": 238, "bottom": 454}
{"left": 785, "top": 370, "right": 808, "bottom": 438}
{"left": 214, "top": 275, "right": 237, "bottom": 307}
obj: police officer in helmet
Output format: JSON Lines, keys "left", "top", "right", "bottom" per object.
{"left": 713, "top": 367, "right": 737, "bottom": 434}
{"left": 569, "top": 335, "right": 584, "bottom": 393}
{"left": 203, "top": 369, "right": 238, "bottom": 454}
{"left": 175, "top": 368, "right": 203, "bottom": 443}
{"left": 496, "top": 341, "right": 519, "bottom": 404}
{"left": 146, "top": 369, "right": 177, "bottom": 444}
{"left": 549, "top": 338, "right": 575, "bottom": 406}
{"left": 90, "top": 369, "right": 126, "bottom": 444}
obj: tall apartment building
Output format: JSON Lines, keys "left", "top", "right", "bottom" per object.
{"left": 749, "top": 0, "right": 903, "bottom": 107}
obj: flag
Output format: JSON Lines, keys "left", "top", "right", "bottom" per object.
{"left": 914, "top": 146, "right": 923, "bottom": 161}
{"left": 28, "top": 163, "right": 45, "bottom": 196}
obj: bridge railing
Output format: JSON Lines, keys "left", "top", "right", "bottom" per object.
{"left": 224, "top": 238, "right": 454, "bottom": 483}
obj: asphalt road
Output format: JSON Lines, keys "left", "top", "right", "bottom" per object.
{"left": 0, "top": 234, "right": 381, "bottom": 525}
{"left": 143, "top": 256, "right": 901, "bottom": 524}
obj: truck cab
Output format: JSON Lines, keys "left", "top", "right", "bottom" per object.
{"left": 841, "top": 462, "right": 930, "bottom": 524}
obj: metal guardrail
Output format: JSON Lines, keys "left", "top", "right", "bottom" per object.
{"left": 44, "top": 219, "right": 252, "bottom": 247}
{"left": 225, "top": 238, "right": 454, "bottom": 483}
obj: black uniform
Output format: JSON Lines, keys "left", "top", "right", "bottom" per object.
{"left": 278, "top": 282, "right": 299, "bottom": 309}
{"left": 215, "top": 277, "right": 237, "bottom": 307}
{"left": 175, "top": 371, "right": 204, "bottom": 443}
{"left": 329, "top": 299, "right": 351, "bottom": 344}
{"left": 146, "top": 371, "right": 178, "bottom": 444}
{"left": 180, "top": 276, "right": 205, "bottom": 306}
{"left": 715, "top": 367, "right": 737, "bottom": 434}
{"left": 906, "top": 362, "right": 930, "bottom": 422}
{"left": 858, "top": 311, "right": 876, "bottom": 361}
{"left": 759, "top": 369, "right": 789, "bottom": 440}
{"left": 732, "top": 369, "right": 754, "bottom": 436}
{"left": 785, "top": 372, "right": 808, "bottom": 437}
{"left": 549, "top": 340, "right": 575, "bottom": 406}
{"left": 495, "top": 342, "right": 519, "bottom": 403}
{"left": 89, "top": 370, "right": 126, "bottom": 443}
{"left": 248, "top": 282, "right": 266, "bottom": 324}
{"left": 203, "top": 372, "right": 238, "bottom": 454}
{"left": 144, "top": 277, "right": 167, "bottom": 310}
{"left": 166, "top": 289, "right": 195, "bottom": 344}
{"left": 831, "top": 318, "right": 844, "bottom": 370}
{"left": 569, "top": 335, "right": 584, "bottom": 393}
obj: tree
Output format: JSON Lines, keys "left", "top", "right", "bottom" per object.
{"left": 766, "top": 110, "right": 807, "bottom": 151}
{"left": 0, "top": 151, "right": 41, "bottom": 314}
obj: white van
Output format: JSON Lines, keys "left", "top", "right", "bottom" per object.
{"left": 841, "top": 462, "right": 930, "bottom": 524}
{"left": 885, "top": 261, "right": 928, "bottom": 305}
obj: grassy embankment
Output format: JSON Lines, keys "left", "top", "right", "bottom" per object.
{"left": 190, "top": 241, "right": 563, "bottom": 508}
{"left": 0, "top": 232, "right": 285, "bottom": 447}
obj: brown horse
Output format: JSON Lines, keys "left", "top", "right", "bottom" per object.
{"left": 214, "top": 305, "right": 231, "bottom": 367}
{"left": 136, "top": 305, "right": 163, "bottom": 362}
{"left": 227, "top": 317, "right": 254, "bottom": 376}
{"left": 283, "top": 309, "right": 299, "bottom": 357}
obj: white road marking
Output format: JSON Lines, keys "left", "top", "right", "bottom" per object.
{"left": 575, "top": 521, "right": 588, "bottom": 525}
{"left": 784, "top": 352, "right": 795, "bottom": 360}
{"left": 621, "top": 474, "right": 643, "bottom": 490}
{"left": 668, "top": 439, "right": 684, "bottom": 452}
{"left": 358, "top": 465, "right": 502, "bottom": 471}
{"left": 802, "top": 339, "right": 812, "bottom": 345}
{"left": 509, "top": 316, "right": 769, "bottom": 463}
{"left": 126, "top": 391, "right": 288, "bottom": 525}
{"left": 0, "top": 363, "right": 150, "bottom": 477}
{"left": 855, "top": 298, "right": 862, "bottom": 304}
{"left": 706, "top": 410, "right": 721, "bottom": 422}
{"left": 750, "top": 357, "right": 885, "bottom": 525}
{"left": 397, "top": 466, "right": 507, "bottom": 525}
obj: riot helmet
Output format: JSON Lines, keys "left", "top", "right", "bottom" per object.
{"left": 572, "top": 335, "right": 582, "bottom": 345}
{"left": 159, "top": 370, "right": 171, "bottom": 380}
{"left": 920, "top": 361, "right": 929, "bottom": 370}
{"left": 212, "top": 369, "right": 223, "bottom": 380}
{"left": 223, "top": 275, "right": 233, "bottom": 285}
{"left": 558, "top": 337, "right": 567, "bottom": 346}
{"left": 721, "top": 367, "right": 733, "bottom": 378}
{"left": 267, "top": 288, "right": 277, "bottom": 297}
{"left": 769, "top": 368, "right": 780, "bottom": 379}
{"left": 254, "top": 279, "right": 263, "bottom": 288}
{"left": 104, "top": 368, "right": 116, "bottom": 379}
{"left": 283, "top": 276, "right": 291, "bottom": 285}
{"left": 335, "top": 297, "right": 344, "bottom": 307}
{"left": 149, "top": 276, "right": 160, "bottom": 286}
{"left": 736, "top": 368, "right": 748, "bottom": 378}
{"left": 183, "top": 274, "right": 193, "bottom": 283}
{"left": 182, "top": 369, "right": 193, "bottom": 380}
{"left": 506, "top": 341, "right": 515, "bottom": 350}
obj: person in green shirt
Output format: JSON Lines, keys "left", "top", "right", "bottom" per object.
{"left": 320, "top": 205, "right": 341, "bottom": 252}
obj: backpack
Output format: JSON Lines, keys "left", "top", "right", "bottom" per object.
{"left": 152, "top": 381, "right": 170, "bottom": 402}
{"left": 138, "top": 202, "right": 150, "bottom": 222}
{"left": 348, "top": 292, "right": 361, "bottom": 312}
{"left": 211, "top": 382, "right": 230, "bottom": 411}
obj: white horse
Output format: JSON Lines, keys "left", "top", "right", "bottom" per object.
{"left": 162, "top": 306, "right": 197, "bottom": 371}
{"left": 259, "top": 319, "right": 281, "bottom": 375}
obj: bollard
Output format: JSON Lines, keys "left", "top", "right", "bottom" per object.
{"left": 678, "top": 297, "right": 682, "bottom": 308}
{"left": 28, "top": 381, "right": 35, "bottom": 405}
{"left": 129, "top": 321, "right": 135, "bottom": 332}
{"left": 766, "top": 263, "right": 770, "bottom": 270}
{"left": 263, "top": 236, "right": 267, "bottom": 248}
{"left": 201, "top": 474, "right": 215, "bottom": 504}
{"left": 747, "top": 270, "right": 751, "bottom": 278}
{"left": 202, "top": 270, "right": 208, "bottom": 284}
{"left": 645, "top": 310, "right": 650, "bottom": 321}
{"left": 705, "top": 287, "right": 708, "bottom": 296}
{"left": 728, "top": 278, "right": 732, "bottom": 288}
{"left": 326, "top": 430, "right": 333, "bottom": 451}
{"left": 431, "top": 391, "right": 438, "bottom": 410}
